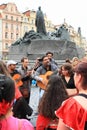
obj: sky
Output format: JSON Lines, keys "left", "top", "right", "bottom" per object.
{"left": 0, "top": 0, "right": 87, "bottom": 39}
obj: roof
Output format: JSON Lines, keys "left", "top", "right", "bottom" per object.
{"left": 23, "top": 10, "right": 30, "bottom": 16}
{"left": 0, "top": 4, "right": 7, "bottom": 9}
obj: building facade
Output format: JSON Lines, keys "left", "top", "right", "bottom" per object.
{"left": 0, "top": 2, "right": 55, "bottom": 60}
{"left": 0, "top": 13, "right": 2, "bottom": 58}
{"left": 0, "top": 2, "right": 86, "bottom": 59}
{"left": 0, "top": 3, "right": 21, "bottom": 59}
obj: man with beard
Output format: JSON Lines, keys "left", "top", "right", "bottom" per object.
{"left": 33, "top": 56, "right": 58, "bottom": 99}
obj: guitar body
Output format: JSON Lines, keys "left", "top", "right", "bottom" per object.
{"left": 37, "top": 71, "right": 53, "bottom": 90}
{"left": 13, "top": 74, "right": 23, "bottom": 87}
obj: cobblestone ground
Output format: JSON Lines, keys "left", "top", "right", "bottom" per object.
{"left": 29, "top": 85, "right": 39, "bottom": 128}
{"left": 30, "top": 85, "right": 39, "bottom": 113}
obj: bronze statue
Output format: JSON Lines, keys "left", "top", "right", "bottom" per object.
{"left": 35, "top": 6, "right": 47, "bottom": 35}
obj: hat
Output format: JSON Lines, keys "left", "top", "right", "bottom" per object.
{"left": 7, "top": 60, "right": 17, "bottom": 67}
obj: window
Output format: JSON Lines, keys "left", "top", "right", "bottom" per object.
{"left": 11, "top": 33, "right": 13, "bottom": 39}
{"left": 24, "top": 26, "right": 28, "bottom": 32}
{"left": 16, "top": 34, "right": 18, "bottom": 39}
{"left": 5, "top": 43, "right": 8, "bottom": 49}
{"left": 11, "top": 24, "right": 13, "bottom": 30}
{"left": 15, "top": 7, "right": 17, "bottom": 11}
{"left": 5, "top": 15, "right": 8, "bottom": 19}
{"left": 24, "top": 18, "right": 26, "bottom": 22}
{"left": 32, "top": 27, "right": 34, "bottom": 30}
{"left": 16, "top": 17, "right": 18, "bottom": 21}
{"left": 21, "top": 17, "right": 23, "bottom": 21}
{"left": 5, "top": 32, "right": 8, "bottom": 38}
{"left": 11, "top": 16, "right": 13, "bottom": 20}
{"left": 11, "top": 7, "right": 13, "bottom": 12}
{"left": 16, "top": 25, "right": 18, "bottom": 30}
{"left": 5, "top": 23, "right": 8, "bottom": 29}
{"left": 32, "top": 19, "right": 34, "bottom": 24}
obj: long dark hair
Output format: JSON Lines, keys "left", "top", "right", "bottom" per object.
{"left": 38, "top": 75, "right": 68, "bottom": 119}
{"left": 0, "top": 75, "right": 15, "bottom": 116}
{"left": 1, "top": 76, "right": 15, "bottom": 102}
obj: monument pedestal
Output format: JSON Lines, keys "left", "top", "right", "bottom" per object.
{"left": 8, "top": 39, "right": 79, "bottom": 62}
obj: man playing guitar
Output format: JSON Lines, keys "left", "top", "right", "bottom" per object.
{"left": 33, "top": 55, "right": 58, "bottom": 99}
{"left": 7, "top": 60, "right": 33, "bottom": 120}
{"left": 18, "top": 57, "right": 33, "bottom": 104}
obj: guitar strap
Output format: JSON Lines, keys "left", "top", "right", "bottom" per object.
{"left": 78, "top": 93, "right": 87, "bottom": 98}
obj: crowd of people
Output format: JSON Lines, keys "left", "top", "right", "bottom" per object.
{"left": 0, "top": 51, "right": 87, "bottom": 130}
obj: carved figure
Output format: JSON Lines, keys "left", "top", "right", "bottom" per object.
{"left": 35, "top": 6, "right": 46, "bottom": 35}
{"left": 58, "top": 25, "right": 71, "bottom": 40}
{"left": 51, "top": 24, "right": 71, "bottom": 41}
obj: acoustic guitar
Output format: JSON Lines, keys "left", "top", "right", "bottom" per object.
{"left": 37, "top": 71, "right": 53, "bottom": 90}
{"left": 12, "top": 69, "right": 33, "bottom": 88}
{"left": 12, "top": 74, "right": 23, "bottom": 88}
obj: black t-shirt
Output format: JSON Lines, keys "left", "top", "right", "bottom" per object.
{"left": 61, "top": 74, "right": 76, "bottom": 89}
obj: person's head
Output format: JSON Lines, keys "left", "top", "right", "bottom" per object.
{"left": 38, "top": 75, "right": 68, "bottom": 119}
{"left": 7, "top": 60, "right": 17, "bottom": 72}
{"left": 0, "top": 60, "right": 10, "bottom": 77}
{"left": 21, "top": 57, "right": 29, "bottom": 68}
{"left": 61, "top": 63, "right": 73, "bottom": 76}
{"left": 41, "top": 55, "right": 50, "bottom": 67}
{"left": 46, "top": 51, "right": 53, "bottom": 61}
{"left": 0, "top": 75, "right": 15, "bottom": 117}
{"left": 38, "top": 6, "right": 41, "bottom": 10}
{"left": 72, "top": 57, "right": 79, "bottom": 68}
{"left": 74, "top": 61, "right": 87, "bottom": 90}
{"left": 65, "top": 58, "right": 71, "bottom": 64}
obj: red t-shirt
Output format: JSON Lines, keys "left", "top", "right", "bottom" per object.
{"left": 36, "top": 114, "right": 51, "bottom": 130}
{"left": 55, "top": 97, "right": 87, "bottom": 130}
{"left": 36, "top": 114, "right": 58, "bottom": 130}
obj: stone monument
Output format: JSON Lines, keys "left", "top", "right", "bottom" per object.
{"left": 8, "top": 7, "right": 85, "bottom": 62}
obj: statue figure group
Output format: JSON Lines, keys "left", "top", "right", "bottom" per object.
{"left": 35, "top": 6, "right": 47, "bottom": 35}
{"left": 50, "top": 24, "right": 71, "bottom": 41}
{"left": 58, "top": 25, "right": 71, "bottom": 41}
{"left": 12, "top": 6, "right": 72, "bottom": 46}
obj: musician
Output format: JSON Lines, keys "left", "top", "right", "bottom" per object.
{"left": 7, "top": 60, "right": 19, "bottom": 79}
{"left": 46, "top": 51, "right": 58, "bottom": 66}
{"left": 33, "top": 55, "right": 58, "bottom": 99}
{"left": 7, "top": 60, "right": 33, "bottom": 120}
{"left": 17, "top": 57, "right": 33, "bottom": 104}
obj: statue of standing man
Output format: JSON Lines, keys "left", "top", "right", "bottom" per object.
{"left": 35, "top": 6, "right": 47, "bottom": 35}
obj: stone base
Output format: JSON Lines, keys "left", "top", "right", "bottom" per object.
{"left": 8, "top": 39, "right": 84, "bottom": 61}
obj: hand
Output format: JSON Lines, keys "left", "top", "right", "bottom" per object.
{"left": 41, "top": 79, "right": 47, "bottom": 86}
{"left": 26, "top": 71, "right": 32, "bottom": 76}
